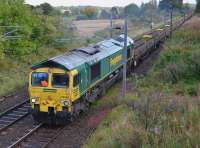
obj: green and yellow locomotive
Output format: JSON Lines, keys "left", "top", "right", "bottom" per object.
{"left": 29, "top": 35, "right": 134, "bottom": 124}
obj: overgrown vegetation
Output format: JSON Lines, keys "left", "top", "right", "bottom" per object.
{"left": 140, "top": 19, "right": 200, "bottom": 96}
{"left": 0, "top": 0, "right": 81, "bottom": 96}
{"left": 196, "top": 0, "right": 200, "bottom": 13}
{"left": 85, "top": 17, "right": 200, "bottom": 148}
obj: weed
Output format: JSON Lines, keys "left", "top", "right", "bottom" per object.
{"left": 85, "top": 17, "right": 200, "bottom": 147}
{"left": 163, "top": 63, "right": 187, "bottom": 83}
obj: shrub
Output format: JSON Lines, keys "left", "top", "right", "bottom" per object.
{"left": 0, "top": 0, "right": 65, "bottom": 57}
{"left": 76, "top": 15, "right": 88, "bottom": 20}
{"left": 163, "top": 63, "right": 187, "bottom": 84}
{"left": 133, "top": 92, "right": 200, "bottom": 147}
{"left": 191, "top": 51, "right": 200, "bottom": 74}
{"left": 85, "top": 105, "right": 145, "bottom": 148}
{"left": 0, "top": 37, "right": 4, "bottom": 59}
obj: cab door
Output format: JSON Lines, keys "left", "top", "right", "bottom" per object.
{"left": 70, "top": 70, "right": 80, "bottom": 102}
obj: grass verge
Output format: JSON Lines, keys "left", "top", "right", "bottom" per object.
{"left": 0, "top": 40, "right": 86, "bottom": 96}
{"left": 84, "top": 16, "right": 200, "bottom": 148}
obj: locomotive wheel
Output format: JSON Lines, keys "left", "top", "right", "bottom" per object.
{"left": 32, "top": 115, "right": 41, "bottom": 125}
{"left": 48, "top": 115, "right": 56, "bottom": 127}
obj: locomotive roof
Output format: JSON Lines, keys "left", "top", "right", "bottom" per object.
{"left": 31, "top": 35, "right": 134, "bottom": 70}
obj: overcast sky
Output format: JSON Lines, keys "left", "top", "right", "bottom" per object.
{"left": 25, "top": 0, "right": 196, "bottom": 7}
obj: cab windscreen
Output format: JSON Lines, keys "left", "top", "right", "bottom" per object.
{"left": 32, "top": 72, "right": 48, "bottom": 87}
{"left": 52, "top": 74, "right": 69, "bottom": 88}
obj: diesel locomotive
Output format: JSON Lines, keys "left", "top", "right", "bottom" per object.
{"left": 29, "top": 35, "right": 134, "bottom": 124}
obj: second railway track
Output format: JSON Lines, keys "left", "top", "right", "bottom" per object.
{"left": 8, "top": 123, "right": 64, "bottom": 148}
{"left": 0, "top": 100, "right": 64, "bottom": 148}
{"left": 0, "top": 100, "right": 30, "bottom": 133}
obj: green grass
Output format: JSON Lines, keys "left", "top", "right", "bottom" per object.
{"left": 84, "top": 17, "right": 200, "bottom": 148}
{"left": 84, "top": 105, "right": 145, "bottom": 148}
{"left": 0, "top": 40, "right": 87, "bottom": 96}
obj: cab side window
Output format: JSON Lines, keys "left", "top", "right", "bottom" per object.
{"left": 127, "top": 48, "right": 131, "bottom": 58}
{"left": 73, "top": 74, "right": 80, "bottom": 87}
{"left": 91, "top": 62, "right": 101, "bottom": 81}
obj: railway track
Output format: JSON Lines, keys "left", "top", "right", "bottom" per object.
{"left": 8, "top": 123, "right": 64, "bottom": 148}
{"left": 0, "top": 99, "right": 64, "bottom": 148}
{"left": 0, "top": 100, "right": 30, "bottom": 133}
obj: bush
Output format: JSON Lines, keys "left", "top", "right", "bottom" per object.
{"left": 0, "top": 0, "right": 64, "bottom": 57}
{"left": 163, "top": 63, "right": 187, "bottom": 83}
{"left": 196, "top": 0, "right": 200, "bottom": 13}
{"left": 0, "top": 37, "right": 4, "bottom": 59}
{"left": 76, "top": 15, "right": 89, "bottom": 20}
{"left": 191, "top": 51, "right": 200, "bottom": 74}
{"left": 85, "top": 105, "right": 145, "bottom": 148}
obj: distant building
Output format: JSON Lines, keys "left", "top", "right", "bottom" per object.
{"left": 60, "top": 9, "right": 72, "bottom": 16}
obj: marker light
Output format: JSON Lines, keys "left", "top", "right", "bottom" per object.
{"left": 61, "top": 99, "right": 69, "bottom": 106}
{"left": 31, "top": 97, "right": 39, "bottom": 103}
{"left": 32, "top": 99, "right": 36, "bottom": 103}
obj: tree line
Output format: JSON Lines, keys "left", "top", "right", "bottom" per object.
{"left": 72, "top": 0, "right": 193, "bottom": 20}
{"left": 196, "top": 0, "right": 200, "bottom": 13}
{"left": 0, "top": 0, "right": 64, "bottom": 58}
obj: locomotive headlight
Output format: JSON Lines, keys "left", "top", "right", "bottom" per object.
{"left": 61, "top": 99, "right": 70, "bottom": 106}
{"left": 31, "top": 97, "right": 39, "bottom": 103}
{"left": 32, "top": 99, "right": 36, "bottom": 103}
{"left": 63, "top": 101, "right": 69, "bottom": 106}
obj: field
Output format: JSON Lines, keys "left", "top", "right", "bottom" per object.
{"left": 73, "top": 19, "right": 124, "bottom": 38}
{"left": 73, "top": 18, "right": 169, "bottom": 39}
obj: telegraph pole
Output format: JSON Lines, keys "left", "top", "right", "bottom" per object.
{"left": 150, "top": 0, "right": 154, "bottom": 32}
{"left": 170, "top": 10, "right": 173, "bottom": 37}
{"left": 110, "top": 9, "right": 113, "bottom": 38}
{"left": 122, "top": 16, "right": 128, "bottom": 99}
{"left": 170, "top": 3, "right": 173, "bottom": 37}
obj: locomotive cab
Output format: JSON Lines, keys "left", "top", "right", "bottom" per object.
{"left": 29, "top": 67, "right": 80, "bottom": 123}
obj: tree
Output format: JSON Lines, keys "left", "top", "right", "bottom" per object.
{"left": 111, "top": 7, "right": 119, "bottom": 19}
{"left": 140, "top": 2, "right": 157, "bottom": 20}
{"left": 100, "top": 10, "right": 110, "bottom": 19}
{"left": 0, "top": 0, "right": 41, "bottom": 55}
{"left": 0, "top": 0, "right": 61, "bottom": 56}
{"left": 83, "top": 6, "right": 98, "bottom": 19}
{"left": 38, "top": 3, "right": 53, "bottom": 15}
{"left": 159, "top": 0, "right": 172, "bottom": 11}
{"left": 0, "top": 36, "right": 4, "bottom": 59}
{"left": 152, "top": 0, "right": 158, "bottom": 8}
{"left": 182, "top": 3, "right": 192, "bottom": 13}
{"left": 196, "top": 0, "right": 200, "bottom": 13}
{"left": 173, "top": 0, "right": 183, "bottom": 9}
{"left": 124, "top": 3, "right": 140, "bottom": 17}
{"left": 70, "top": 6, "right": 81, "bottom": 15}
{"left": 159, "top": 0, "right": 183, "bottom": 11}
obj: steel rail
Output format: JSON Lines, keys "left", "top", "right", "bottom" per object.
{"left": 8, "top": 123, "right": 43, "bottom": 148}
{"left": 0, "top": 100, "right": 30, "bottom": 133}
{"left": 8, "top": 123, "right": 65, "bottom": 148}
